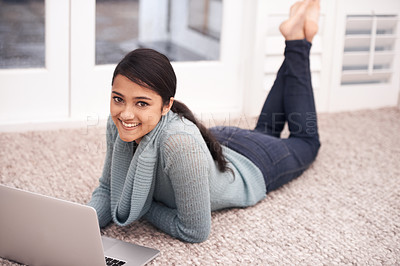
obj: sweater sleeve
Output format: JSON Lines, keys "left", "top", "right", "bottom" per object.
{"left": 144, "top": 133, "right": 212, "bottom": 243}
{"left": 87, "top": 117, "right": 117, "bottom": 228}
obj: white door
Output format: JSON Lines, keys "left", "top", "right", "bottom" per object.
{"left": 70, "top": 0, "right": 247, "bottom": 123}
{"left": 245, "top": 0, "right": 336, "bottom": 116}
{"left": 0, "top": 0, "right": 69, "bottom": 125}
{"left": 246, "top": 0, "right": 400, "bottom": 115}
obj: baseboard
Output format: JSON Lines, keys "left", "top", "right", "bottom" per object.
{"left": 0, "top": 117, "right": 107, "bottom": 133}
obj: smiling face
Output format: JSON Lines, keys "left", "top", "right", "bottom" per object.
{"left": 110, "top": 74, "right": 173, "bottom": 143}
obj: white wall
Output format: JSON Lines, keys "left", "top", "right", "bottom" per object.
{"left": 1, "top": 0, "right": 400, "bottom": 132}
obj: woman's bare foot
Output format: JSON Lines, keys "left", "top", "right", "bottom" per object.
{"left": 305, "top": 0, "right": 320, "bottom": 42}
{"left": 279, "top": 0, "right": 310, "bottom": 41}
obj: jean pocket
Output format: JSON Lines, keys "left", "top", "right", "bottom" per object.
{"left": 247, "top": 137, "right": 291, "bottom": 167}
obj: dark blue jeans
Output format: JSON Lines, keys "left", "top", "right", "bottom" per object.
{"left": 210, "top": 39, "right": 321, "bottom": 193}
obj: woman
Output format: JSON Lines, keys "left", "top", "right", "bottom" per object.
{"left": 89, "top": 0, "right": 321, "bottom": 243}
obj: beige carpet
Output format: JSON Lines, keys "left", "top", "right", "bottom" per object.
{"left": 1, "top": 107, "right": 399, "bottom": 265}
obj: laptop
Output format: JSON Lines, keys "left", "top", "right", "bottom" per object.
{"left": 0, "top": 185, "right": 160, "bottom": 266}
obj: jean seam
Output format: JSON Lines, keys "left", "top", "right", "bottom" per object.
{"left": 224, "top": 138, "right": 266, "bottom": 169}
{"left": 267, "top": 162, "right": 311, "bottom": 188}
{"left": 246, "top": 136, "right": 291, "bottom": 168}
{"left": 222, "top": 134, "right": 292, "bottom": 178}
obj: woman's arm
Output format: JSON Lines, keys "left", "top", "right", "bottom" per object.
{"left": 144, "top": 133, "right": 212, "bottom": 243}
{"left": 87, "top": 117, "right": 117, "bottom": 227}
{"left": 88, "top": 176, "right": 112, "bottom": 227}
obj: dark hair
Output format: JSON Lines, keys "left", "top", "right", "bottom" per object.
{"left": 112, "top": 48, "right": 230, "bottom": 173}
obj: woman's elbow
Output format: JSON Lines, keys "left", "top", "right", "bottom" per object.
{"left": 191, "top": 229, "right": 210, "bottom": 243}
{"left": 178, "top": 224, "right": 211, "bottom": 243}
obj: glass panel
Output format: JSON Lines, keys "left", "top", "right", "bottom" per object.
{"left": 0, "top": 0, "right": 45, "bottom": 69}
{"left": 95, "top": 0, "right": 223, "bottom": 65}
{"left": 96, "top": 0, "right": 139, "bottom": 65}
{"left": 188, "top": 0, "right": 222, "bottom": 40}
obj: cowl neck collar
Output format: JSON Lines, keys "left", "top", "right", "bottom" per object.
{"left": 110, "top": 111, "right": 176, "bottom": 226}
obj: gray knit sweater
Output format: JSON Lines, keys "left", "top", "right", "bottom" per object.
{"left": 88, "top": 111, "right": 266, "bottom": 243}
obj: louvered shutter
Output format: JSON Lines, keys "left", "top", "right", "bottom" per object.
{"left": 341, "top": 15, "right": 398, "bottom": 85}
{"left": 328, "top": 0, "right": 400, "bottom": 112}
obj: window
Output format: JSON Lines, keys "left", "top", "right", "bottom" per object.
{"left": 188, "top": 0, "right": 222, "bottom": 40}
{"left": 95, "top": 0, "right": 223, "bottom": 64}
{"left": 95, "top": 0, "right": 139, "bottom": 65}
{"left": 341, "top": 15, "right": 398, "bottom": 85}
{"left": 0, "top": 0, "right": 45, "bottom": 69}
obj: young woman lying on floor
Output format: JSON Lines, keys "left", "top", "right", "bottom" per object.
{"left": 89, "top": 0, "right": 321, "bottom": 243}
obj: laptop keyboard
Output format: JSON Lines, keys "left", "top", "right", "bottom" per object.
{"left": 105, "top": 256, "right": 126, "bottom": 266}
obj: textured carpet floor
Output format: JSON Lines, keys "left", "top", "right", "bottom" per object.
{"left": 1, "top": 107, "right": 399, "bottom": 265}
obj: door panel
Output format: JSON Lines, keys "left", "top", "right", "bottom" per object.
{"left": 71, "top": 0, "right": 244, "bottom": 121}
{"left": 246, "top": 0, "right": 334, "bottom": 115}
{"left": 0, "top": 0, "right": 69, "bottom": 124}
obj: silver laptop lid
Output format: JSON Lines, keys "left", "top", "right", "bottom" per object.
{"left": 0, "top": 185, "right": 106, "bottom": 266}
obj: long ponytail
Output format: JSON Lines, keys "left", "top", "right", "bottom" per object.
{"left": 171, "top": 100, "right": 231, "bottom": 173}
